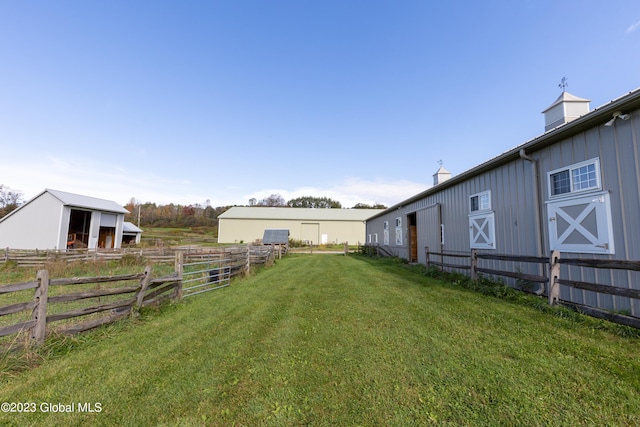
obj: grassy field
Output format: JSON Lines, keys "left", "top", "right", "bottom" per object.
{"left": 1, "top": 254, "right": 639, "bottom": 426}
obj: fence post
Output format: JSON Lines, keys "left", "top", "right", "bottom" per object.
{"left": 549, "top": 250, "right": 560, "bottom": 305}
{"left": 175, "top": 251, "right": 184, "bottom": 299}
{"left": 245, "top": 245, "right": 251, "bottom": 275}
{"left": 425, "top": 247, "right": 430, "bottom": 269}
{"left": 32, "top": 269, "right": 49, "bottom": 345}
{"left": 135, "top": 266, "right": 153, "bottom": 308}
{"left": 344, "top": 241, "right": 348, "bottom": 256}
{"left": 471, "top": 249, "right": 478, "bottom": 281}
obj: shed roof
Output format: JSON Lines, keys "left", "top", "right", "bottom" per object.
{"left": 123, "top": 222, "right": 143, "bottom": 233}
{"left": 219, "top": 207, "right": 383, "bottom": 221}
{"left": 262, "top": 229, "right": 289, "bottom": 244}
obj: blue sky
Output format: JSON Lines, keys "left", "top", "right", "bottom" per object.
{"left": 1, "top": 1, "right": 639, "bottom": 208}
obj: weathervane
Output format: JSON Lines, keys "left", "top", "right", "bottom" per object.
{"left": 438, "top": 159, "right": 443, "bottom": 167}
{"left": 558, "top": 77, "right": 568, "bottom": 92}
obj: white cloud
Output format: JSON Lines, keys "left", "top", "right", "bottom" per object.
{"left": 626, "top": 20, "right": 640, "bottom": 34}
{"left": 244, "top": 177, "right": 429, "bottom": 208}
{"left": 1, "top": 150, "right": 428, "bottom": 209}
{"left": 0, "top": 153, "right": 211, "bottom": 207}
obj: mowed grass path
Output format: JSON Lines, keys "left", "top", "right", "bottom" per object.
{"left": 2, "top": 254, "right": 640, "bottom": 426}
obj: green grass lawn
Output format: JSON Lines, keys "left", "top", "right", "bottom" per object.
{"left": 1, "top": 254, "right": 639, "bottom": 426}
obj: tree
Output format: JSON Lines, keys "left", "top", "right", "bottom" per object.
{"left": 287, "top": 196, "right": 342, "bottom": 208}
{"left": 352, "top": 202, "right": 387, "bottom": 209}
{"left": 0, "top": 184, "right": 23, "bottom": 217}
{"left": 258, "top": 194, "right": 286, "bottom": 207}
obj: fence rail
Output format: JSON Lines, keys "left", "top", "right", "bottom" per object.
{"left": 0, "top": 244, "right": 279, "bottom": 348}
{"left": 363, "top": 244, "right": 640, "bottom": 328}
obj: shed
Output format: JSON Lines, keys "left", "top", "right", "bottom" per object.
{"left": 262, "top": 229, "right": 289, "bottom": 245}
{"left": 0, "top": 189, "right": 130, "bottom": 250}
{"left": 366, "top": 87, "right": 640, "bottom": 316}
{"left": 122, "top": 222, "right": 143, "bottom": 245}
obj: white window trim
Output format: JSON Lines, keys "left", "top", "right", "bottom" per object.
{"left": 547, "top": 158, "right": 601, "bottom": 199}
{"left": 469, "top": 190, "right": 492, "bottom": 213}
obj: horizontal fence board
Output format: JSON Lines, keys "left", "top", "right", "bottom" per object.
{"left": 142, "top": 282, "right": 179, "bottom": 304}
{"left": 46, "top": 299, "right": 135, "bottom": 323}
{"left": 475, "top": 267, "right": 549, "bottom": 284}
{"left": 0, "top": 320, "right": 36, "bottom": 337}
{"left": 427, "top": 251, "right": 470, "bottom": 259}
{"left": 50, "top": 273, "right": 144, "bottom": 287}
{"left": 47, "top": 286, "right": 139, "bottom": 303}
{"left": 563, "top": 302, "right": 640, "bottom": 329}
{"left": 557, "top": 279, "right": 640, "bottom": 299}
{"left": 558, "top": 258, "right": 640, "bottom": 271}
{"left": 55, "top": 312, "right": 130, "bottom": 335}
{"left": 431, "top": 262, "right": 471, "bottom": 270}
{"left": 0, "top": 300, "right": 37, "bottom": 317}
{"left": 477, "top": 254, "right": 549, "bottom": 264}
{"left": 0, "top": 281, "right": 39, "bottom": 294}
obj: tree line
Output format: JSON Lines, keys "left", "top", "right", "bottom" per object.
{"left": 0, "top": 185, "right": 386, "bottom": 229}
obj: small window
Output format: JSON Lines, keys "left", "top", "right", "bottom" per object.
{"left": 395, "top": 217, "right": 403, "bottom": 246}
{"left": 548, "top": 159, "right": 600, "bottom": 197}
{"left": 374, "top": 233, "right": 378, "bottom": 243}
{"left": 383, "top": 221, "right": 389, "bottom": 230}
{"left": 470, "top": 190, "right": 491, "bottom": 212}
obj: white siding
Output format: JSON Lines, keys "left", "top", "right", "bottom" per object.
{"left": 0, "top": 192, "right": 63, "bottom": 249}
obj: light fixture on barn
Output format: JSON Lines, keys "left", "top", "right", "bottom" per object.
{"left": 604, "top": 111, "right": 631, "bottom": 126}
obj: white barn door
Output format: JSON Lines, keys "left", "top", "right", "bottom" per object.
{"left": 546, "top": 192, "right": 614, "bottom": 254}
{"left": 469, "top": 212, "right": 495, "bottom": 249}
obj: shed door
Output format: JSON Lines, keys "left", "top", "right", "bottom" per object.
{"left": 546, "top": 192, "right": 614, "bottom": 254}
{"left": 301, "top": 223, "right": 319, "bottom": 245}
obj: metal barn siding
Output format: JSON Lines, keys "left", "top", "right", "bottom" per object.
{"left": 531, "top": 112, "right": 640, "bottom": 315}
{"left": 366, "top": 88, "right": 640, "bottom": 317}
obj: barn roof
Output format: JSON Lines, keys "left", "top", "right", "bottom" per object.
{"left": 219, "top": 207, "right": 383, "bottom": 221}
{"left": 367, "top": 86, "right": 640, "bottom": 222}
{"left": 45, "top": 189, "right": 130, "bottom": 214}
{"left": 0, "top": 189, "right": 129, "bottom": 224}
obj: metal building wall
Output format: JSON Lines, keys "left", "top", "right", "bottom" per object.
{"left": 531, "top": 112, "right": 640, "bottom": 315}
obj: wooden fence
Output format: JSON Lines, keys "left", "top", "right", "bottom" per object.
{"left": 421, "top": 247, "right": 640, "bottom": 328}
{"left": 1, "top": 244, "right": 281, "bottom": 268}
{"left": 0, "top": 266, "right": 181, "bottom": 347}
{"left": 0, "top": 245, "right": 279, "bottom": 348}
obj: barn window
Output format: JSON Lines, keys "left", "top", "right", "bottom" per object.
{"left": 470, "top": 190, "right": 491, "bottom": 212}
{"left": 469, "top": 190, "right": 494, "bottom": 249}
{"left": 548, "top": 158, "right": 600, "bottom": 197}
{"left": 395, "top": 217, "right": 403, "bottom": 246}
{"left": 383, "top": 221, "right": 389, "bottom": 245}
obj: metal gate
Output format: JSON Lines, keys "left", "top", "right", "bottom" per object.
{"left": 182, "top": 256, "right": 231, "bottom": 297}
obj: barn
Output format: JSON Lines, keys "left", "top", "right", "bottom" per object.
{"left": 218, "top": 207, "right": 383, "bottom": 245}
{"left": 366, "top": 87, "right": 640, "bottom": 317}
{"left": 0, "top": 189, "right": 130, "bottom": 250}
